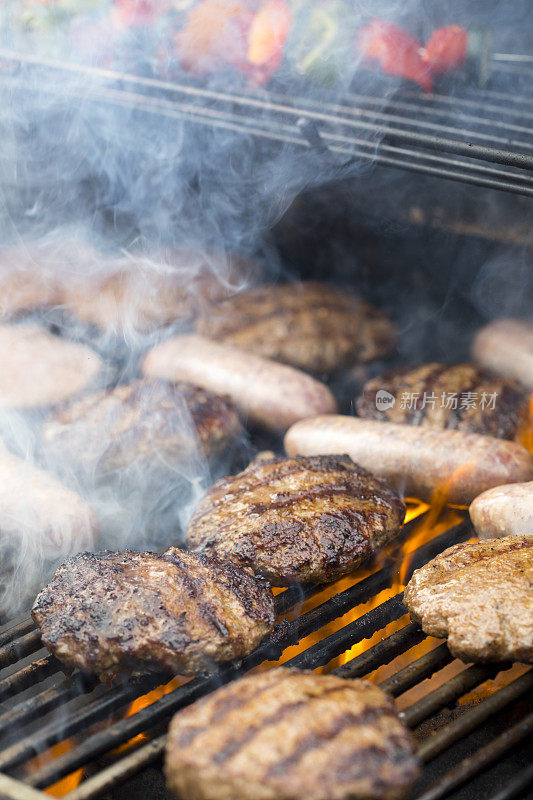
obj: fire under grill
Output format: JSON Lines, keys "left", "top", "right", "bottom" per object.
{"left": 0, "top": 512, "right": 531, "bottom": 800}
{"left": 2, "top": 50, "right": 533, "bottom": 198}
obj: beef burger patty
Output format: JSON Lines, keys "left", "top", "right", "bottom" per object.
{"left": 195, "top": 281, "right": 395, "bottom": 374}
{"left": 32, "top": 548, "right": 275, "bottom": 680}
{"left": 165, "top": 668, "right": 419, "bottom": 800}
{"left": 404, "top": 534, "right": 533, "bottom": 664}
{"left": 186, "top": 454, "right": 406, "bottom": 585}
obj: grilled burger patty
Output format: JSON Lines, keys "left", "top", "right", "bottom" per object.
{"left": 0, "top": 323, "right": 102, "bottom": 409}
{"left": 195, "top": 282, "right": 395, "bottom": 374}
{"left": 32, "top": 548, "right": 275, "bottom": 680}
{"left": 165, "top": 668, "right": 419, "bottom": 800}
{"left": 41, "top": 379, "right": 243, "bottom": 475}
{"left": 186, "top": 455, "right": 406, "bottom": 585}
{"left": 62, "top": 250, "right": 258, "bottom": 335}
{"left": 357, "top": 363, "right": 528, "bottom": 441}
{"left": 404, "top": 535, "right": 533, "bottom": 664}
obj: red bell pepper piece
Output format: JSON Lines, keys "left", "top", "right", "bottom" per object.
{"left": 358, "top": 19, "right": 433, "bottom": 92}
{"left": 112, "top": 0, "right": 170, "bottom": 28}
{"left": 421, "top": 25, "right": 467, "bottom": 74}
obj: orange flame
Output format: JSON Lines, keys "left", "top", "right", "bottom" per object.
{"left": 25, "top": 740, "right": 84, "bottom": 797}
{"left": 111, "top": 676, "right": 184, "bottom": 756}
{"left": 518, "top": 393, "right": 533, "bottom": 454}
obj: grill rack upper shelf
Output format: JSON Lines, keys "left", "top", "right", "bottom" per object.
{"left": 1, "top": 49, "right": 533, "bottom": 198}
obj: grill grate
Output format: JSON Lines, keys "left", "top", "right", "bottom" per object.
{"left": 0, "top": 515, "right": 531, "bottom": 800}
{"left": 1, "top": 50, "right": 533, "bottom": 197}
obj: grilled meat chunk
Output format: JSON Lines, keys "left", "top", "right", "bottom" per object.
{"left": 195, "top": 282, "right": 395, "bottom": 374}
{"left": 357, "top": 363, "right": 528, "bottom": 441}
{"left": 404, "top": 535, "right": 533, "bottom": 664}
{"left": 186, "top": 454, "right": 406, "bottom": 585}
{"left": 41, "top": 380, "right": 243, "bottom": 476}
{"left": 0, "top": 324, "right": 102, "bottom": 409}
{"left": 32, "top": 548, "right": 275, "bottom": 680}
{"left": 165, "top": 668, "right": 419, "bottom": 800}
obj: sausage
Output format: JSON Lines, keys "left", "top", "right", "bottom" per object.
{"left": 0, "top": 447, "right": 98, "bottom": 558}
{"left": 284, "top": 415, "right": 533, "bottom": 505}
{"left": 0, "top": 323, "right": 102, "bottom": 409}
{"left": 141, "top": 334, "right": 337, "bottom": 433}
{"left": 472, "top": 319, "right": 533, "bottom": 389}
{"left": 469, "top": 482, "right": 533, "bottom": 539}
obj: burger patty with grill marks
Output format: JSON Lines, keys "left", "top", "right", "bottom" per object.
{"left": 356, "top": 363, "right": 528, "bottom": 441}
{"left": 186, "top": 454, "right": 406, "bottom": 586}
{"left": 165, "top": 668, "right": 419, "bottom": 800}
{"left": 195, "top": 282, "right": 395, "bottom": 374}
{"left": 32, "top": 548, "right": 275, "bottom": 681}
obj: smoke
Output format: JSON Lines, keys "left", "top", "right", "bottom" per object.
{"left": 0, "top": 0, "right": 530, "bottom": 616}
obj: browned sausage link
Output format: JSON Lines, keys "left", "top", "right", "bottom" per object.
{"left": 142, "top": 335, "right": 338, "bottom": 434}
{"left": 284, "top": 415, "right": 533, "bottom": 505}
{"left": 472, "top": 319, "right": 533, "bottom": 389}
{"left": 0, "top": 447, "right": 98, "bottom": 556}
{"left": 469, "top": 481, "right": 533, "bottom": 539}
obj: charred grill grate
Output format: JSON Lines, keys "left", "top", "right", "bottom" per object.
{"left": 0, "top": 515, "right": 531, "bottom": 800}
{"left": 1, "top": 50, "right": 533, "bottom": 197}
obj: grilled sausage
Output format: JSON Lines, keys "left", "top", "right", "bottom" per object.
{"left": 284, "top": 415, "right": 533, "bottom": 505}
{"left": 469, "top": 481, "right": 533, "bottom": 539}
{"left": 142, "top": 335, "right": 337, "bottom": 433}
{"left": 0, "top": 446, "right": 97, "bottom": 557}
{"left": 472, "top": 319, "right": 533, "bottom": 389}
{"left": 0, "top": 323, "right": 102, "bottom": 409}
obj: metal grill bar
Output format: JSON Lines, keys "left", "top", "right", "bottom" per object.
{"left": 1, "top": 50, "right": 533, "bottom": 196}
{"left": 487, "top": 763, "right": 533, "bottom": 800}
{"left": 0, "top": 620, "right": 36, "bottom": 649}
{"left": 402, "top": 665, "right": 500, "bottom": 729}
{"left": 379, "top": 643, "right": 453, "bottom": 697}
{"left": 416, "top": 670, "right": 533, "bottom": 763}
{"left": 284, "top": 593, "right": 407, "bottom": 671}
{"left": 332, "top": 622, "right": 425, "bottom": 680}
{"left": 0, "top": 674, "right": 98, "bottom": 741}
{"left": 0, "top": 631, "right": 43, "bottom": 671}
{"left": 0, "top": 656, "right": 58, "bottom": 704}
{"left": 416, "top": 712, "right": 533, "bottom": 800}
